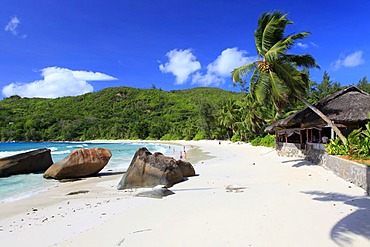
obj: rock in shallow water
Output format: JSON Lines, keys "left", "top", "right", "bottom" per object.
{"left": 43, "top": 148, "right": 112, "bottom": 180}
{"left": 0, "top": 148, "right": 53, "bottom": 177}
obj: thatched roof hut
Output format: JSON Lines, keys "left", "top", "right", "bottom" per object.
{"left": 265, "top": 86, "right": 370, "bottom": 133}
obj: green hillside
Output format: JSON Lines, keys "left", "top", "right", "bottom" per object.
{"left": 0, "top": 87, "right": 242, "bottom": 141}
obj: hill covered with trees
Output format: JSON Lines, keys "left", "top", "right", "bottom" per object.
{"left": 0, "top": 87, "right": 242, "bottom": 141}
{"left": 1, "top": 73, "right": 369, "bottom": 143}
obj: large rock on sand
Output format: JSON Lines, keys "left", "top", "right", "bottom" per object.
{"left": 176, "top": 159, "right": 196, "bottom": 177}
{"left": 117, "top": 147, "right": 196, "bottom": 190}
{"left": 0, "top": 148, "right": 53, "bottom": 177}
{"left": 44, "top": 148, "right": 112, "bottom": 180}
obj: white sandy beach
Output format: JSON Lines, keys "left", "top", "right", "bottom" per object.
{"left": 1, "top": 140, "right": 370, "bottom": 247}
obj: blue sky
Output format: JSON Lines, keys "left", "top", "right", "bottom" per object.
{"left": 0, "top": 0, "right": 369, "bottom": 99}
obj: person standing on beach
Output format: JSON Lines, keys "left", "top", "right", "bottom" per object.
{"left": 179, "top": 151, "right": 183, "bottom": 160}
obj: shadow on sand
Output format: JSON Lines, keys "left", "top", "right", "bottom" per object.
{"left": 171, "top": 187, "right": 216, "bottom": 192}
{"left": 302, "top": 191, "right": 370, "bottom": 245}
{"left": 281, "top": 159, "right": 316, "bottom": 168}
{"left": 97, "top": 171, "right": 125, "bottom": 177}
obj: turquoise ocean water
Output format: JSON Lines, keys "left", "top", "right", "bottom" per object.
{"left": 0, "top": 141, "right": 176, "bottom": 202}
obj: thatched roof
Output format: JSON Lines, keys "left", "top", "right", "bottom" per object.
{"left": 265, "top": 86, "right": 370, "bottom": 133}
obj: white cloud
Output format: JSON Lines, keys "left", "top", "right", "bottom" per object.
{"left": 207, "top": 48, "right": 255, "bottom": 76}
{"left": 5, "top": 16, "right": 21, "bottom": 36}
{"left": 159, "top": 49, "right": 201, "bottom": 85}
{"left": 159, "top": 47, "right": 256, "bottom": 87}
{"left": 2, "top": 67, "right": 118, "bottom": 98}
{"left": 297, "top": 42, "right": 308, "bottom": 49}
{"left": 191, "top": 72, "right": 224, "bottom": 87}
{"left": 192, "top": 47, "right": 256, "bottom": 87}
{"left": 296, "top": 42, "right": 319, "bottom": 49}
{"left": 333, "top": 51, "right": 365, "bottom": 70}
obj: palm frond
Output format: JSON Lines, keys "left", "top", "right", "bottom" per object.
{"left": 254, "top": 12, "right": 282, "bottom": 55}
{"left": 232, "top": 62, "right": 256, "bottom": 83}
{"left": 264, "top": 40, "right": 286, "bottom": 62}
{"left": 284, "top": 54, "right": 320, "bottom": 69}
{"left": 247, "top": 69, "right": 260, "bottom": 95}
{"left": 272, "top": 62, "right": 308, "bottom": 97}
{"left": 254, "top": 71, "right": 271, "bottom": 103}
{"left": 268, "top": 71, "right": 289, "bottom": 103}
{"left": 282, "top": 32, "right": 311, "bottom": 50}
{"left": 258, "top": 11, "right": 292, "bottom": 54}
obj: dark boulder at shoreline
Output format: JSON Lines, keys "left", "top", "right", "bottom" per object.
{"left": 44, "top": 148, "right": 112, "bottom": 180}
{"left": 0, "top": 148, "right": 53, "bottom": 177}
{"left": 176, "top": 159, "right": 196, "bottom": 177}
{"left": 117, "top": 147, "right": 196, "bottom": 190}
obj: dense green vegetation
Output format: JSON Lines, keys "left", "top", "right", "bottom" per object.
{"left": 0, "top": 87, "right": 242, "bottom": 141}
{"left": 0, "top": 72, "right": 368, "bottom": 147}
{"left": 219, "top": 70, "right": 370, "bottom": 145}
{"left": 326, "top": 114, "right": 370, "bottom": 161}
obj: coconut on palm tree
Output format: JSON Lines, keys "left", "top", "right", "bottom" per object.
{"left": 232, "top": 11, "right": 347, "bottom": 145}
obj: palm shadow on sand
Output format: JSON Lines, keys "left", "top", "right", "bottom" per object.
{"left": 302, "top": 191, "right": 370, "bottom": 246}
{"left": 281, "top": 159, "right": 315, "bottom": 168}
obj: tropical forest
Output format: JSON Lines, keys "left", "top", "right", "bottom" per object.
{"left": 0, "top": 73, "right": 369, "bottom": 144}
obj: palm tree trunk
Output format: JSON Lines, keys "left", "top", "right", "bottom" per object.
{"left": 296, "top": 95, "right": 347, "bottom": 145}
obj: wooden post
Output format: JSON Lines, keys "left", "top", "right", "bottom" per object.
{"left": 300, "top": 130, "right": 303, "bottom": 144}
{"left": 285, "top": 131, "right": 288, "bottom": 143}
{"left": 331, "top": 127, "right": 335, "bottom": 139}
{"left": 306, "top": 129, "right": 308, "bottom": 143}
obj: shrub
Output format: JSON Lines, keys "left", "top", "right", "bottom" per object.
{"left": 250, "top": 134, "right": 275, "bottom": 147}
{"left": 193, "top": 131, "right": 207, "bottom": 141}
{"left": 160, "top": 134, "right": 172, "bottom": 140}
{"left": 250, "top": 136, "right": 261, "bottom": 146}
{"left": 231, "top": 132, "right": 242, "bottom": 142}
{"left": 160, "top": 133, "right": 182, "bottom": 140}
{"left": 325, "top": 137, "right": 349, "bottom": 155}
{"left": 259, "top": 134, "right": 276, "bottom": 147}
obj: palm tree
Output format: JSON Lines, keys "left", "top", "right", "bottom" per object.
{"left": 219, "top": 100, "right": 240, "bottom": 139}
{"left": 232, "top": 11, "right": 347, "bottom": 145}
{"left": 236, "top": 94, "right": 267, "bottom": 138}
